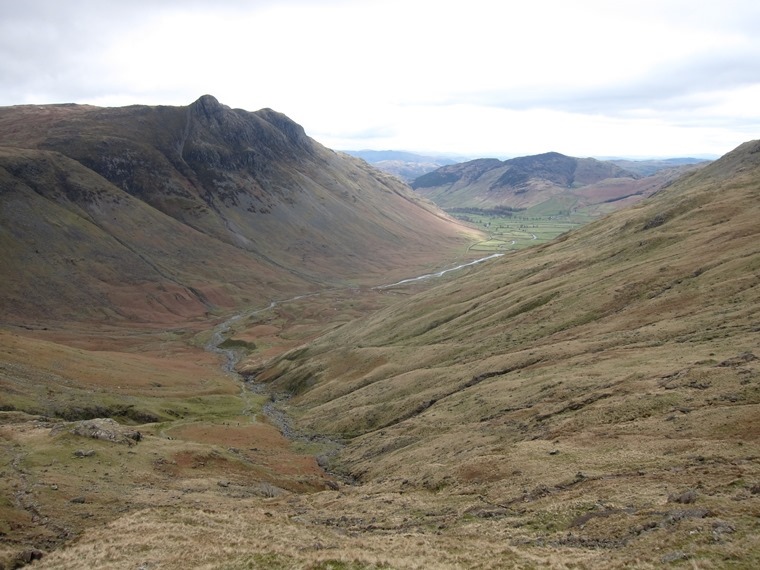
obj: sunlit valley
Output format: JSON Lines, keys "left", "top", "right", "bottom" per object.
{"left": 0, "top": 94, "right": 758, "bottom": 570}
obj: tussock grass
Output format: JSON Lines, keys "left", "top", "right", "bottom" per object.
{"left": 248, "top": 141, "right": 760, "bottom": 567}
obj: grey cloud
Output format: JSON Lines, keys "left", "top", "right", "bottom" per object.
{"left": 0, "top": 1, "right": 134, "bottom": 103}
{"left": 0, "top": 0, "right": 285, "bottom": 104}
{"left": 447, "top": 47, "right": 760, "bottom": 119}
{"left": 315, "top": 124, "right": 398, "bottom": 143}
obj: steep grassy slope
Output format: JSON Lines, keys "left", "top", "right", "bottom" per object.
{"left": 0, "top": 97, "right": 483, "bottom": 568}
{"left": 0, "top": 96, "right": 476, "bottom": 324}
{"left": 251, "top": 140, "right": 760, "bottom": 567}
{"left": 14, "top": 141, "right": 758, "bottom": 569}
{"left": 23, "top": 141, "right": 757, "bottom": 570}
{"left": 0, "top": 146, "right": 287, "bottom": 324}
{"left": 411, "top": 151, "right": 706, "bottom": 217}
{"left": 2, "top": 96, "right": 756, "bottom": 567}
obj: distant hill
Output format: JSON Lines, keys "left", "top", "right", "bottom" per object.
{"left": 608, "top": 157, "right": 711, "bottom": 176}
{"left": 411, "top": 151, "right": 708, "bottom": 215}
{"left": 343, "top": 150, "right": 461, "bottom": 163}
{"left": 0, "top": 96, "right": 475, "bottom": 324}
{"left": 342, "top": 149, "right": 461, "bottom": 182}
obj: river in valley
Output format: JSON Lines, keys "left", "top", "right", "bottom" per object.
{"left": 207, "top": 253, "right": 504, "bottom": 373}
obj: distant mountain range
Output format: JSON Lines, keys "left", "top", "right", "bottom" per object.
{"left": 342, "top": 149, "right": 464, "bottom": 182}
{"left": 410, "top": 151, "right": 709, "bottom": 215}
{"left": 0, "top": 96, "right": 474, "bottom": 324}
{"left": 344, "top": 149, "right": 710, "bottom": 214}
{"left": 606, "top": 156, "right": 711, "bottom": 177}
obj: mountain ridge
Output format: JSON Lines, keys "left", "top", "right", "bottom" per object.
{"left": 413, "top": 151, "right": 637, "bottom": 190}
{"left": 342, "top": 149, "right": 463, "bottom": 182}
{"left": 410, "top": 150, "right": 708, "bottom": 215}
{"left": 0, "top": 96, "right": 477, "bottom": 324}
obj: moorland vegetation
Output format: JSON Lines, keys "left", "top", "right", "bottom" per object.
{"left": 0, "top": 97, "right": 758, "bottom": 568}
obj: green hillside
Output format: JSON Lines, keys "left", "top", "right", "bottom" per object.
{"left": 251, "top": 139, "right": 760, "bottom": 568}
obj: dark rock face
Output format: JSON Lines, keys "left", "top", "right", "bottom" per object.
{"left": 19, "top": 95, "right": 316, "bottom": 213}
{"left": 186, "top": 96, "right": 311, "bottom": 163}
{"left": 191, "top": 94, "right": 226, "bottom": 122}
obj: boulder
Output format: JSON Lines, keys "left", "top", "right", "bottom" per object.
{"left": 68, "top": 418, "right": 142, "bottom": 446}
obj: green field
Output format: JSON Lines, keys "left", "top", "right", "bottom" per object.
{"left": 451, "top": 205, "right": 595, "bottom": 252}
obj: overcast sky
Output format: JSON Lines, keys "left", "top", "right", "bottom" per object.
{"left": 2, "top": 0, "right": 759, "bottom": 158}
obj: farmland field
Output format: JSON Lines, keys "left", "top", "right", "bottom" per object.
{"left": 451, "top": 206, "right": 596, "bottom": 252}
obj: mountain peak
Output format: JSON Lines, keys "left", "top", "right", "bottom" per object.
{"left": 0, "top": 97, "right": 475, "bottom": 322}
{"left": 255, "top": 107, "right": 309, "bottom": 147}
{"left": 190, "top": 94, "right": 225, "bottom": 120}
{"left": 194, "top": 94, "right": 221, "bottom": 107}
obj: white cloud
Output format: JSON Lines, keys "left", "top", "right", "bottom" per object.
{"left": 1, "top": 0, "right": 758, "bottom": 157}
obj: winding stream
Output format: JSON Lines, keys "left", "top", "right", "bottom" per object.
{"left": 204, "top": 253, "right": 504, "bottom": 445}
{"left": 206, "top": 253, "right": 504, "bottom": 374}
{"left": 372, "top": 253, "right": 503, "bottom": 289}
